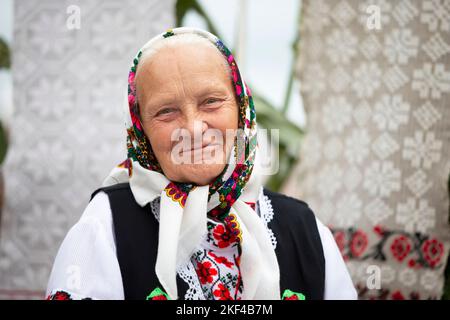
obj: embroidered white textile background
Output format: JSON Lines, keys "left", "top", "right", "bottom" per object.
{"left": 283, "top": 0, "right": 450, "bottom": 299}
{"left": 0, "top": 0, "right": 175, "bottom": 299}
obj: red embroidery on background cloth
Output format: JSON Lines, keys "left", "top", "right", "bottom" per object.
{"left": 422, "top": 238, "right": 444, "bottom": 268}
{"left": 350, "top": 230, "right": 368, "bottom": 258}
{"left": 356, "top": 284, "right": 425, "bottom": 300}
{"left": 390, "top": 235, "right": 412, "bottom": 262}
{"left": 329, "top": 225, "right": 446, "bottom": 270}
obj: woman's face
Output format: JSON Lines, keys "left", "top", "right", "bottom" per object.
{"left": 135, "top": 43, "right": 239, "bottom": 185}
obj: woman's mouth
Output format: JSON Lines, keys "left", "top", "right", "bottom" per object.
{"left": 188, "top": 142, "right": 219, "bottom": 152}
{"left": 175, "top": 142, "right": 223, "bottom": 164}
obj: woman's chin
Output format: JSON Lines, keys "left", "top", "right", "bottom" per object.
{"left": 171, "top": 163, "right": 226, "bottom": 186}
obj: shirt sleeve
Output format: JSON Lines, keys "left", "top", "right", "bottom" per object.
{"left": 315, "top": 217, "right": 358, "bottom": 300}
{"left": 46, "top": 191, "right": 124, "bottom": 300}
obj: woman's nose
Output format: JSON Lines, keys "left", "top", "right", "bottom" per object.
{"left": 183, "top": 109, "right": 208, "bottom": 139}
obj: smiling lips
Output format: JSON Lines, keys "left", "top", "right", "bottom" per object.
{"left": 177, "top": 141, "right": 221, "bottom": 154}
{"left": 189, "top": 145, "right": 220, "bottom": 156}
{"left": 190, "top": 142, "right": 219, "bottom": 152}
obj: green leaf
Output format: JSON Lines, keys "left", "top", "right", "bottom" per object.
{"left": 0, "top": 37, "right": 10, "bottom": 70}
{"left": 0, "top": 122, "right": 8, "bottom": 165}
{"left": 282, "top": 289, "right": 306, "bottom": 300}
{"left": 175, "top": 0, "right": 222, "bottom": 38}
{"left": 146, "top": 287, "right": 170, "bottom": 300}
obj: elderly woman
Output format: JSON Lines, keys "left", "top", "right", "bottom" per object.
{"left": 46, "top": 27, "right": 356, "bottom": 300}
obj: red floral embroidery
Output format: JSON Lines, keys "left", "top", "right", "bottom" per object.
{"left": 350, "top": 230, "right": 368, "bottom": 258}
{"left": 196, "top": 261, "right": 218, "bottom": 284}
{"left": 244, "top": 201, "right": 256, "bottom": 210}
{"left": 213, "top": 224, "right": 236, "bottom": 248}
{"left": 391, "top": 290, "right": 405, "bottom": 300}
{"left": 164, "top": 182, "right": 192, "bottom": 208}
{"left": 356, "top": 284, "right": 429, "bottom": 300}
{"left": 146, "top": 287, "right": 170, "bottom": 300}
{"left": 46, "top": 291, "right": 72, "bottom": 300}
{"left": 390, "top": 235, "right": 411, "bottom": 262}
{"left": 224, "top": 213, "right": 242, "bottom": 244}
{"left": 422, "top": 238, "right": 444, "bottom": 268}
{"left": 209, "top": 252, "right": 234, "bottom": 268}
{"left": 228, "top": 55, "right": 239, "bottom": 84}
{"left": 410, "top": 292, "right": 420, "bottom": 300}
{"left": 332, "top": 225, "right": 446, "bottom": 274}
{"left": 408, "top": 259, "right": 417, "bottom": 268}
{"left": 334, "top": 231, "right": 346, "bottom": 255}
{"left": 373, "top": 225, "right": 384, "bottom": 237}
{"left": 213, "top": 283, "right": 232, "bottom": 300}
{"left": 234, "top": 269, "right": 242, "bottom": 299}
{"left": 130, "top": 108, "right": 142, "bottom": 131}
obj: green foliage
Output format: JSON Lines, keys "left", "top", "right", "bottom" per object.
{"left": 252, "top": 94, "right": 303, "bottom": 191}
{"left": 0, "top": 37, "right": 10, "bottom": 70}
{"left": 176, "top": 0, "right": 221, "bottom": 39}
{"left": 0, "top": 122, "right": 7, "bottom": 166}
{"left": 0, "top": 37, "right": 10, "bottom": 165}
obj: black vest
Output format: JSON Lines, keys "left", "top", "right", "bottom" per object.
{"left": 90, "top": 183, "right": 325, "bottom": 300}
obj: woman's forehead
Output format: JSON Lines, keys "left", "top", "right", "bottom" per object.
{"left": 136, "top": 44, "right": 232, "bottom": 93}
{"left": 139, "top": 43, "right": 228, "bottom": 77}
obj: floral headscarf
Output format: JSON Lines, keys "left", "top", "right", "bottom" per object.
{"left": 104, "top": 27, "right": 280, "bottom": 300}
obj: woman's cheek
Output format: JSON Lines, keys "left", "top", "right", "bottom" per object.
{"left": 146, "top": 123, "right": 175, "bottom": 155}
{"left": 210, "top": 103, "right": 238, "bottom": 130}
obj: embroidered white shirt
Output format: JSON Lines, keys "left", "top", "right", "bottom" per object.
{"left": 46, "top": 189, "right": 357, "bottom": 300}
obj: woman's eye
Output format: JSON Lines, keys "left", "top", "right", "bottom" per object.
{"left": 205, "top": 98, "right": 220, "bottom": 105}
{"left": 156, "top": 108, "right": 176, "bottom": 116}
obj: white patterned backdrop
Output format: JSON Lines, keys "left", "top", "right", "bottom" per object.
{"left": 283, "top": 0, "right": 450, "bottom": 299}
{"left": 0, "top": 0, "right": 174, "bottom": 299}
